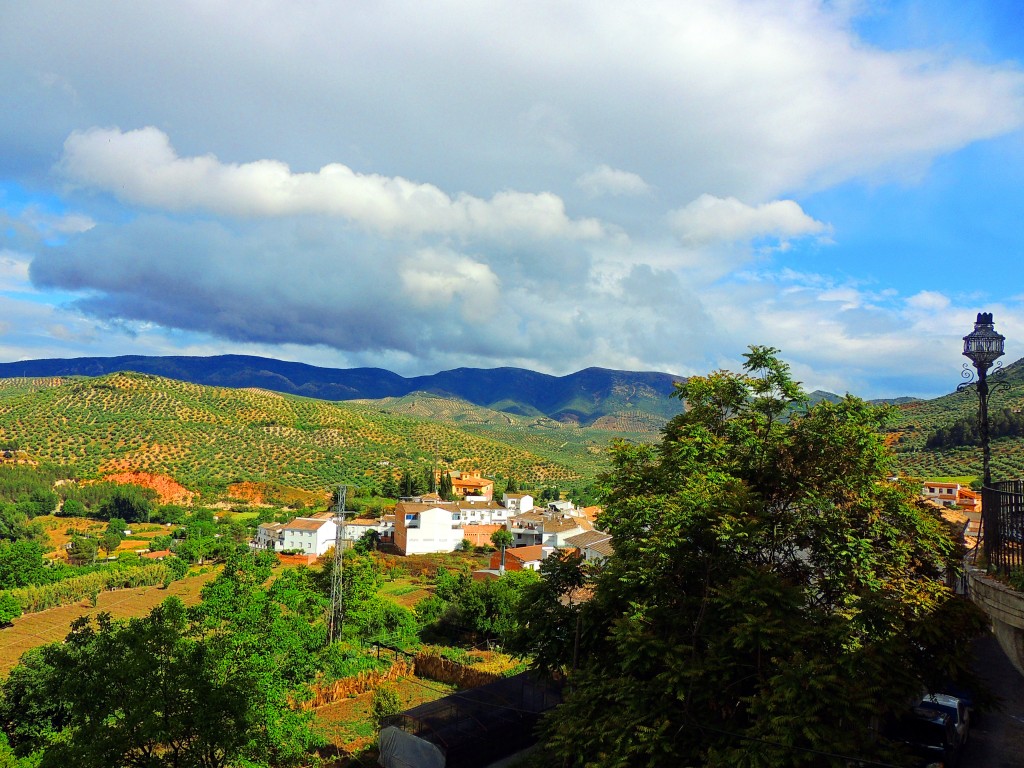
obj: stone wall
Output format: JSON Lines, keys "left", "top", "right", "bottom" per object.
{"left": 968, "top": 567, "right": 1024, "bottom": 678}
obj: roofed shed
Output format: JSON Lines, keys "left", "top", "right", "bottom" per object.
{"left": 379, "top": 672, "right": 561, "bottom": 768}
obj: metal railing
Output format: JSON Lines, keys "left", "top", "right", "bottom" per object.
{"left": 982, "top": 480, "right": 1024, "bottom": 574}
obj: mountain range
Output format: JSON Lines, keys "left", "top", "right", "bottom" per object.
{"left": 0, "top": 355, "right": 685, "bottom": 426}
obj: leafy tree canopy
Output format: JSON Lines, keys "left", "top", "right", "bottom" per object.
{"left": 517, "top": 346, "right": 987, "bottom": 768}
{"left": 2, "top": 604, "right": 319, "bottom": 768}
{"left": 97, "top": 486, "right": 155, "bottom": 524}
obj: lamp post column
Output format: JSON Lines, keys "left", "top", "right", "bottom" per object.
{"left": 961, "top": 312, "right": 1006, "bottom": 567}
{"left": 978, "top": 363, "right": 993, "bottom": 488}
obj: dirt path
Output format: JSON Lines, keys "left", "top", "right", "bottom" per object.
{"left": 0, "top": 569, "right": 218, "bottom": 674}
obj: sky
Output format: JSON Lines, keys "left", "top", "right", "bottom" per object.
{"left": 2, "top": 0, "right": 1024, "bottom": 399}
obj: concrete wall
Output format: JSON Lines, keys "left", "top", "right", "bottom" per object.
{"left": 968, "top": 567, "right": 1024, "bottom": 678}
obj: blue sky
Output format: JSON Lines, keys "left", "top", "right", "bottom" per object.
{"left": 2, "top": 1, "right": 1024, "bottom": 398}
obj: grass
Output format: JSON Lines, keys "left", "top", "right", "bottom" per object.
{"left": 0, "top": 569, "right": 218, "bottom": 675}
{"left": 377, "top": 577, "right": 432, "bottom": 609}
{"left": 312, "top": 675, "right": 457, "bottom": 754}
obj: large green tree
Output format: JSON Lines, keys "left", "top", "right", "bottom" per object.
{"left": 517, "top": 347, "right": 986, "bottom": 767}
{"left": 1, "top": 552, "right": 323, "bottom": 768}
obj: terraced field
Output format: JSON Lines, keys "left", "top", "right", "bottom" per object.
{"left": 0, "top": 373, "right": 652, "bottom": 497}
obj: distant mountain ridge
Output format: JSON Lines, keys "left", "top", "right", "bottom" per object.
{"left": 0, "top": 354, "right": 686, "bottom": 426}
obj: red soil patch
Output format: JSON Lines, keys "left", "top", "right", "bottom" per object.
{"left": 101, "top": 471, "right": 195, "bottom": 505}
{"left": 229, "top": 481, "right": 272, "bottom": 505}
{"left": 228, "top": 481, "right": 327, "bottom": 509}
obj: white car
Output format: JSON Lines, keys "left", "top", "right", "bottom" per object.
{"left": 918, "top": 692, "right": 970, "bottom": 748}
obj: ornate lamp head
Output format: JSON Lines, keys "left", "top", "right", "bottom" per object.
{"left": 963, "top": 312, "right": 1005, "bottom": 370}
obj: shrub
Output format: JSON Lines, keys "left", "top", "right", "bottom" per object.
{"left": 0, "top": 593, "right": 21, "bottom": 625}
{"left": 1008, "top": 569, "right": 1024, "bottom": 592}
{"left": 371, "top": 683, "right": 403, "bottom": 725}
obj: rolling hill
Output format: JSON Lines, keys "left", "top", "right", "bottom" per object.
{"left": 0, "top": 372, "right": 657, "bottom": 498}
{"left": 0, "top": 355, "right": 685, "bottom": 426}
{"left": 889, "top": 358, "right": 1024, "bottom": 481}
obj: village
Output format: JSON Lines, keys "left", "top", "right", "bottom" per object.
{"left": 253, "top": 470, "right": 613, "bottom": 576}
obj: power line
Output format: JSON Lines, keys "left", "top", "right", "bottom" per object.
{"left": 328, "top": 485, "right": 351, "bottom": 644}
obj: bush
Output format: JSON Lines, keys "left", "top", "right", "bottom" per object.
{"left": 1008, "top": 569, "right": 1024, "bottom": 592}
{"left": 0, "top": 593, "right": 21, "bottom": 625}
{"left": 371, "top": 683, "right": 403, "bottom": 725}
{"left": 58, "top": 498, "right": 86, "bottom": 517}
{"left": 165, "top": 555, "right": 189, "bottom": 580}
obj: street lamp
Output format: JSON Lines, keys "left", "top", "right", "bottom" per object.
{"left": 961, "top": 312, "right": 1006, "bottom": 488}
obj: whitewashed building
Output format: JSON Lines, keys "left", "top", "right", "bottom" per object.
{"left": 279, "top": 517, "right": 338, "bottom": 556}
{"left": 394, "top": 501, "right": 465, "bottom": 555}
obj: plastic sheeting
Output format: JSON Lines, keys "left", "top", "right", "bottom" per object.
{"left": 379, "top": 725, "right": 446, "bottom": 768}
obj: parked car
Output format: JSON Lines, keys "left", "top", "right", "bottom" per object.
{"left": 918, "top": 693, "right": 970, "bottom": 748}
{"left": 887, "top": 707, "right": 959, "bottom": 768}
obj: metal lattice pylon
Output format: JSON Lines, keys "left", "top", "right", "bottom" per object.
{"left": 328, "top": 485, "right": 349, "bottom": 644}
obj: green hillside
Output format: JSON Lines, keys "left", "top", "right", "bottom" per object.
{"left": 889, "top": 359, "right": 1024, "bottom": 480}
{"left": 0, "top": 373, "right": 653, "bottom": 497}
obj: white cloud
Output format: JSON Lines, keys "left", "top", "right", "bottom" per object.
{"left": 60, "top": 127, "right": 604, "bottom": 240}
{"left": 399, "top": 248, "right": 500, "bottom": 313}
{"left": 669, "top": 194, "right": 830, "bottom": 246}
{"left": 0, "top": 251, "right": 32, "bottom": 292}
{"left": 575, "top": 165, "right": 651, "bottom": 198}
{"left": 23, "top": 207, "right": 95, "bottom": 236}
{"left": 906, "top": 290, "right": 951, "bottom": 311}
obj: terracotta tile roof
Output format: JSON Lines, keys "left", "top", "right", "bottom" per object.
{"left": 395, "top": 501, "right": 455, "bottom": 514}
{"left": 284, "top": 518, "right": 332, "bottom": 532}
{"left": 453, "top": 477, "right": 493, "bottom": 489}
{"left": 142, "top": 549, "right": 171, "bottom": 559}
{"left": 456, "top": 500, "right": 505, "bottom": 511}
{"left": 513, "top": 512, "right": 545, "bottom": 524}
{"left": 258, "top": 522, "right": 284, "bottom": 531}
{"left": 589, "top": 539, "right": 615, "bottom": 558}
{"left": 507, "top": 545, "right": 545, "bottom": 563}
{"left": 542, "top": 518, "right": 585, "bottom": 533}
{"left": 565, "top": 531, "right": 612, "bottom": 548}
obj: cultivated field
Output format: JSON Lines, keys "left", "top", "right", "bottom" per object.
{"left": 0, "top": 569, "right": 218, "bottom": 674}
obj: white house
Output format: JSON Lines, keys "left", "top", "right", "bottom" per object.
{"left": 455, "top": 499, "right": 511, "bottom": 526}
{"left": 343, "top": 516, "right": 395, "bottom": 547}
{"left": 255, "top": 521, "right": 284, "bottom": 550}
{"left": 394, "top": 501, "right": 466, "bottom": 555}
{"left": 564, "top": 530, "right": 614, "bottom": 563}
{"left": 279, "top": 517, "right": 338, "bottom": 556}
{"left": 509, "top": 511, "right": 590, "bottom": 548}
{"left": 502, "top": 493, "right": 535, "bottom": 514}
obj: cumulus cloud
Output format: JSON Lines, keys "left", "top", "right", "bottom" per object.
{"left": 575, "top": 165, "right": 651, "bottom": 198}
{"left": 60, "top": 127, "right": 603, "bottom": 240}
{"left": 906, "top": 290, "right": 951, "bottom": 311}
{"left": 669, "top": 194, "right": 830, "bottom": 246}
{"left": 400, "top": 248, "right": 500, "bottom": 314}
